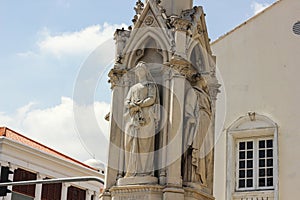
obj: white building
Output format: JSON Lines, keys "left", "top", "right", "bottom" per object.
{"left": 0, "top": 127, "right": 104, "bottom": 200}
{"left": 211, "top": 0, "right": 300, "bottom": 199}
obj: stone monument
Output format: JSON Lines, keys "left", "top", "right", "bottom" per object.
{"left": 101, "top": 0, "right": 220, "bottom": 199}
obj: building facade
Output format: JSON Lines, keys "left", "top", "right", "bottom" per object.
{"left": 211, "top": 0, "right": 300, "bottom": 199}
{"left": 0, "top": 127, "right": 104, "bottom": 200}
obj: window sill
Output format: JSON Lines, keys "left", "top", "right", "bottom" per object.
{"left": 233, "top": 190, "right": 274, "bottom": 200}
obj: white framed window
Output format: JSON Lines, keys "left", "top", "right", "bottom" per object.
{"left": 236, "top": 137, "right": 274, "bottom": 191}
{"left": 226, "top": 113, "right": 279, "bottom": 200}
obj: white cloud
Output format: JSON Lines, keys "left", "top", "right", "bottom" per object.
{"left": 251, "top": 1, "right": 271, "bottom": 15}
{"left": 37, "top": 23, "right": 126, "bottom": 58}
{"left": 0, "top": 97, "right": 110, "bottom": 162}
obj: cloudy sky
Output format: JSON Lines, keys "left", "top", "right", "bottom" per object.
{"left": 0, "top": 0, "right": 276, "bottom": 163}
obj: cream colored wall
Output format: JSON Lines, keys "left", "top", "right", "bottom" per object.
{"left": 211, "top": 0, "right": 300, "bottom": 198}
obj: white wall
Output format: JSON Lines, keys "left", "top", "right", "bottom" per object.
{"left": 211, "top": 0, "right": 300, "bottom": 198}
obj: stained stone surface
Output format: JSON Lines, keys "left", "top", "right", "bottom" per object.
{"left": 101, "top": 0, "right": 219, "bottom": 199}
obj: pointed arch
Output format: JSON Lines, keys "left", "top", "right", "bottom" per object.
{"left": 124, "top": 28, "right": 170, "bottom": 68}
{"left": 187, "top": 40, "right": 209, "bottom": 73}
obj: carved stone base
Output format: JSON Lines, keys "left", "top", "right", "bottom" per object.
{"left": 183, "top": 182, "right": 212, "bottom": 195}
{"left": 117, "top": 176, "right": 158, "bottom": 186}
{"left": 110, "top": 185, "right": 163, "bottom": 200}
{"left": 100, "top": 185, "right": 214, "bottom": 200}
{"left": 163, "top": 187, "right": 184, "bottom": 200}
{"left": 184, "top": 187, "right": 215, "bottom": 200}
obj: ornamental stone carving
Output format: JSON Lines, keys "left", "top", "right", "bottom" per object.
{"left": 171, "top": 17, "right": 192, "bottom": 32}
{"left": 108, "top": 68, "right": 128, "bottom": 89}
{"left": 134, "top": 0, "right": 144, "bottom": 15}
{"left": 144, "top": 16, "right": 154, "bottom": 26}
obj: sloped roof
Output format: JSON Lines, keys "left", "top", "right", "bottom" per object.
{"left": 0, "top": 127, "right": 97, "bottom": 171}
{"left": 212, "top": 0, "right": 282, "bottom": 45}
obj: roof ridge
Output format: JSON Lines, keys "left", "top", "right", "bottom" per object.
{"left": 211, "top": 0, "right": 283, "bottom": 45}
{"left": 1, "top": 127, "right": 97, "bottom": 171}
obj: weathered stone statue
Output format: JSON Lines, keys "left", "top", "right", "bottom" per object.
{"left": 102, "top": 1, "right": 219, "bottom": 199}
{"left": 183, "top": 75, "right": 212, "bottom": 185}
{"left": 124, "top": 62, "right": 159, "bottom": 177}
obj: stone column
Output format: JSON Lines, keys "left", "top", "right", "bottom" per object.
{"left": 105, "top": 68, "right": 127, "bottom": 189}
{"left": 163, "top": 71, "right": 185, "bottom": 200}
{"left": 159, "top": 68, "right": 171, "bottom": 185}
{"left": 85, "top": 190, "right": 94, "bottom": 200}
{"left": 61, "top": 183, "right": 70, "bottom": 200}
{"left": 171, "top": 18, "right": 191, "bottom": 60}
{"left": 34, "top": 173, "right": 45, "bottom": 200}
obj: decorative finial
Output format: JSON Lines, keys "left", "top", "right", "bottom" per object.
{"left": 248, "top": 112, "right": 256, "bottom": 121}
{"left": 134, "top": 0, "right": 144, "bottom": 15}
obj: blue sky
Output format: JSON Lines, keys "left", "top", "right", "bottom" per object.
{"left": 0, "top": 0, "right": 276, "bottom": 162}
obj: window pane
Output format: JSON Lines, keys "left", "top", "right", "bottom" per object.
{"left": 239, "top": 180, "right": 245, "bottom": 188}
{"left": 259, "top": 169, "right": 265, "bottom": 177}
{"left": 239, "top": 142, "right": 246, "bottom": 150}
{"left": 247, "top": 170, "right": 253, "bottom": 178}
{"left": 239, "top": 151, "right": 245, "bottom": 159}
{"left": 259, "top": 178, "right": 266, "bottom": 187}
{"left": 267, "top": 140, "right": 273, "bottom": 148}
{"left": 247, "top": 179, "right": 253, "bottom": 187}
{"left": 259, "top": 159, "right": 265, "bottom": 167}
{"left": 267, "top": 149, "right": 273, "bottom": 157}
{"left": 247, "top": 151, "right": 253, "bottom": 159}
{"left": 259, "top": 150, "right": 265, "bottom": 158}
{"left": 259, "top": 140, "right": 265, "bottom": 148}
{"left": 267, "top": 168, "right": 273, "bottom": 176}
{"left": 247, "top": 160, "right": 253, "bottom": 168}
{"left": 239, "top": 170, "right": 245, "bottom": 178}
{"left": 267, "top": 178, "right": 273, "bottom": 186}
{"left": 239, "top": 161, "right": 245, "bottom": 169}
{"left": 247, "top": 141, "right": 253, "bottom": 149}
{"left": 267, "top": 159, "right": 273, "bottom": 167}
{"left": 11, "top": 192, "right": 34, "bottom": 200}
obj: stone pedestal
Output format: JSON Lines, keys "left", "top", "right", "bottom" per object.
{"left": 100, "top": 186, "right": 214, "bottom": 200}
{"left": 110, "top": 185, "right": 163, "bottom": 200}
{"left": 163, "top": 187, "right": 184, "bottom": 200}
{"left": 184, "top": 187, "right": 215, "bottom": 200}
{"left": 101, "top": 1, "right": 219, "bottom": 200}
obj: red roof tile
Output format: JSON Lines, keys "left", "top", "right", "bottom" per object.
{"left": 0, "top": 127, "right": 97, "bottom": 171}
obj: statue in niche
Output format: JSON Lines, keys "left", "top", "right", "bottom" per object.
{"left": 123, "top": 61, "right": 159, "bottom": 177}
{"left": 183, "top": 74, "right": 212, "bottom": 185}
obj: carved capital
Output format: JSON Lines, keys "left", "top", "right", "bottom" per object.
{"left": 108, "top": 68, "right": 128, "bottom": 89}
{"left": 169, "top": 56, "right": 198, "bottom": 83}
{"left": 171, "top": 18, "right": 192, "bottom": 32}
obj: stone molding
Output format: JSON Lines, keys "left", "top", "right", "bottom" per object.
{"left": 110, "top": 185, "right": 163, "bottom": 195}
{"left": 184, "top": 187, "right": 215, "bottom": 200}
